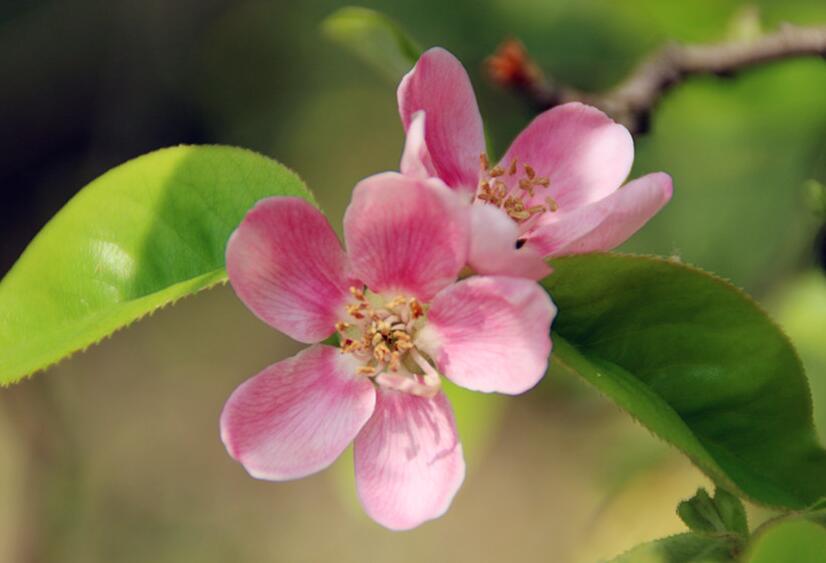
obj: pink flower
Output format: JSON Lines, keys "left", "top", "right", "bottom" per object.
{"left": 220, "top": 172, "right": 556, "bottom": 530}
{"left": 398, "top": 47, "right": 674, "bottom": 280}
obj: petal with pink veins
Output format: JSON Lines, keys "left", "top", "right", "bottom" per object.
{"left": 226, "top": 197, "right": 353, "bottom": 343}
{"left": 344, "top": 172, "right": 470, "bottom": 301}
{"left": 501, "top": 102, "right": 634, "bottom": 210}
{"left": 468, "top": 203, "right": 551, "bottom": 280}
{"left": 398, "top": 47, "right": 485, "bottom": 194}
{"left": 417, "top": 276, "right": 555, "bottom": 394}
{"left": 220, "top": 345, "right": 376, "bottom": 481}
{"left": 354, "top": 389, "right": 465, "bottom": 530}
{"left": 527, "top": 172, "right": 673, "bottom": 258}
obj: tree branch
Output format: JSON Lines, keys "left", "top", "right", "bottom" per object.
{"left": 486, "top": 23, "right": 826, "bottom": 134}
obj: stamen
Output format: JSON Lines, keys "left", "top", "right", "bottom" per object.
{"left": 508, "top": 159, "right": 518, "bottom": 175}
{"left": 375, "top": 372, "right": 438, "bottom": 398}
{"left": 347, "top": 306, "right": 364, "bottom": 320}
{"left": 337, "top": 287, "right": 437, "bottom": 389}
{"left": 409, "top": 299, "right": 424, "bottom": 319}
{"left": 475, "top": 157, "right": 558, "bottom": 224}
{"left": 410, "top": 349, "right": 442, "bottom": 394}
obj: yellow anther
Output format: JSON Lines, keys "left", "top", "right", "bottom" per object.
{"left": 508, "top": 159, "right": 518, "bottom": 175}
{"left": 409, "top": 299, "right": 424, "bottom": 319}
{"left": 346, "top": 304, "right": 365, "bottom": 319}
{"left": 341, "top": 338, "right": 362, "bottom": 353}
{"left": 480, "top": 153, "right": 490, "bottom": 171}
{"left": 509, "top": 210, "right": 531, "bottom": 221}
{"left": 474, "top": 157, "right": 556, "bottom": 224}
{"left": 387, "top": 295, "right": 406, "bottom": 309}
{"left": 373, "top": 342, "right": 391, "bottom": 362}
{"left": 337, "top": 288, "right": 432, "bottom": 384}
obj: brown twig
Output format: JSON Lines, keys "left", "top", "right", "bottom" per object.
{"left": 486, "top": 23, "right": 826, "bottom": 134}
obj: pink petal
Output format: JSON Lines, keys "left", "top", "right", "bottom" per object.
{"left": 226, "top": 197, "right": 353, "bottom": 344}
{"left": 500, "top": 102, "right": 634, "bottom": 210}
{"left": 468, "top": 203, "right": 551, "bottom": 280}
{"left": 354, "top": 389, "right": 465, "bottom": 530}
{"left": 399, "top": 110, "right": 437, "bottom": 180}
{"left": 343, "top": 172, "right": 470, "bottom": 301}
{"left": 220, "top": 345, "right": 376, "bottom": 481}
{"left": 398, "top": 47, "right": 485, "bottom": 194}
{"left": 417, "top": 276, "right": 555, "bottom": 395}
{"left": 527, "top": 172, "right": 673, "bottom": 258}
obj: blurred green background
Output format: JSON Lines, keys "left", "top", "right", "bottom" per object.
{"left": 1, "top": 1, "right": 825, "bottom": 561}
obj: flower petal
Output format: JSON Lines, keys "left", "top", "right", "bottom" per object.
{"left": 399, "top": 110, "right": 436, "bottom": 180}
{"left": 468, "top": 203, "right": 551, "bottom": 280}
{"left": 220, "top": 345, "right": 376, "bottom": 481}
{"left": 354, "top": 389, "right": 465, "bottom": 530}
{"left": 343, "top": 172, "right": 470, "bottom": 301}
{"left": 527, "top": 172, "right": 673, "bottom": 258}
{"left": 226, "top": 197, "right": 353, "bottom": 343}
{"left": 417, "top": 276, "right": 555, "bottom": 394}
{"left": 500, "top": 102, "right": 634, "bottom": 210}
{"left": 398, "top": 47, "right": 485, "bottom": 194}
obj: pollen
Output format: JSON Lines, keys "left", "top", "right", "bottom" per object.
{"left": 336, "top": 287, "right": 435, "bottom": 393}
{"left": 475, "top": 153, "right": 556, "bottom": 224}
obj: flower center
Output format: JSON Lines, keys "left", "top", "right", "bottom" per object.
{"left": 475, "top": 153, "right": 558, "bottom": 224}
{"left": 336, "top": 287, "right": 441, "bottom": 397}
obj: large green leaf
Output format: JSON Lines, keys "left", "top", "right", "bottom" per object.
{"left": 0, "top": 145, "right": 313, "bottom": 385}
{"left": 321, "top": 6, "right": 420, "bottom": 82}
{"left": 607, "top": 533, "right": 737, "bottom": 563}
{"left": 545, "top": 254, "right": 826, "bottom": 509}
{"left": 745, "top": 519, "right": 826, "bottom": 563}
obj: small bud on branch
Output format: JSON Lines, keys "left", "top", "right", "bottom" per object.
{"left": 486, "top": 23, "right": 826, "bottom": 134}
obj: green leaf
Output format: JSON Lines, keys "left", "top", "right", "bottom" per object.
{"left": 745, "top": 519, "right": 826, "bottom": 563}
{"left": 713, "top": 489, "right": 749, "bottom": 538}
{"left": 609, "top": 507, "right": 826, "bottom": 563}
{"left": 545, "top": 254, "right": 826, "bottom": 509}
{"left": 678, "top": 489, "right": 722, "bottom": 535}
{"left": 0, "top": 145, "right": 314, "bottom": 385}
{"left": 677, "top": 488, "right": 749, "bottom": 538}
{"left": 607, "top": 533, "right": 737, "bottom": 563}
{"left": 321, "top": 6, "right": 420, "bottom": 82}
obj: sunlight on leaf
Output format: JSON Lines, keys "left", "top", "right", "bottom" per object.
{"left": 0, "top": 145, "right": 314, "bottom": 385}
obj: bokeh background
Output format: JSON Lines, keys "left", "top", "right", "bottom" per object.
{"left": 1, "top": 1, "right": 825, "bottom": 561}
